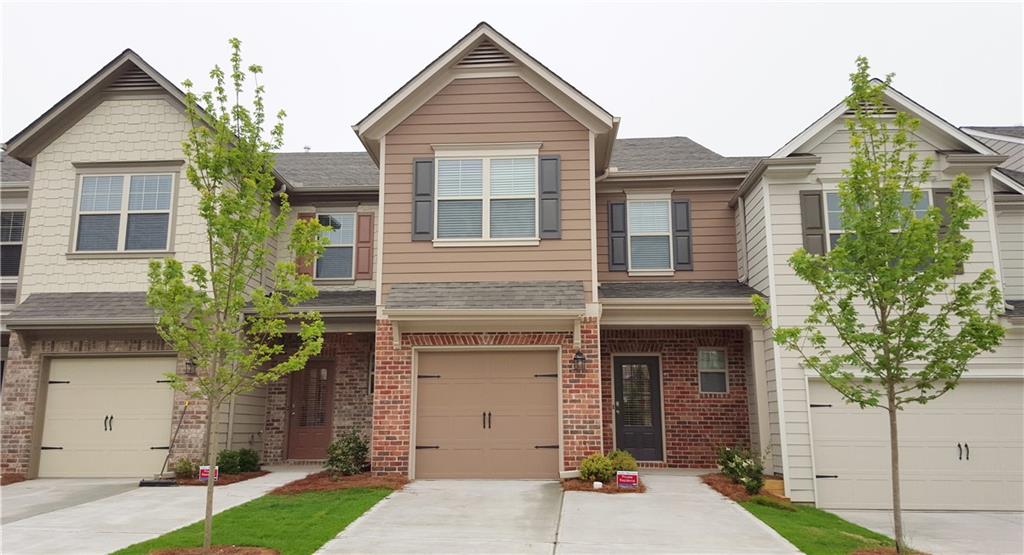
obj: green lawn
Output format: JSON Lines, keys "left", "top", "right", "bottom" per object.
{"left": 115, "top": 488, "right": 391, "bottom": 555}
{"left": 742, "top": 500, "right": 895, "bottom": 555}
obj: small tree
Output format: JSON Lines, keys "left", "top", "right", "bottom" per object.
{"left": 147, "top": 38, "right": 326, "bottom": 550}
{"left": 753, "top": 57, "right": 1005, "bottom": 553}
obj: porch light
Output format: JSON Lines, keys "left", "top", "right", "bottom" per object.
{"left": 184, "top": 358, "right": 198, "bottom": 376}
{"left": 573, "top": 350, "right": 586, "bottom": 371}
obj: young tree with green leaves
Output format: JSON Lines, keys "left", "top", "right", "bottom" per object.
{"left": 147, "top": 38, "right": 326, "bottom": 550}
{"left": 752, "top": 57, "right": 1005, "bottom": 553}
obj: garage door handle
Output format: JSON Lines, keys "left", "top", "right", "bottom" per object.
{"left": 964, "top": 443, "right": 969, "bottom": 460}
{"left": 104, "top": 415, "right": 110, "bottom": 431}
{"left": 958, "top": 443, "right": 962, "bottom": 460}
{"left": 482, "top": 412, "right": 486, "bottom": 429}
{"left": 109, "top": 415, "right": 114, "bottom": 431}
{"left": 487, "top": 412, "right": 492, "bottom": 429}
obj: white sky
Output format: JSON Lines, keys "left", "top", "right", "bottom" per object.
{"left": 2, "top": 1, "right": 1022, "bottom": 156}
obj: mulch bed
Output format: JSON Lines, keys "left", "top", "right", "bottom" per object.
{"left": 562, "top": 478, "right": 646, "bottom": 494}
{"left": 150, "top": 547, "right": 278, "bottom": 555}
{"left": 701, "top": 472, "right": 787, "bottom": 502}
{"left": 176, "top": 470, "right": 269, "bottom": 486}
{"left": 1, "top": 474, "right": 27, "bottom": 486}
{"left": 271, "top": 471, "right": 407, "bottom": 495}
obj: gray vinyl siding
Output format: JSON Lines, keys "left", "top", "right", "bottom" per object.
{"left": 743, "top": 180, "right": 770, "bottom": 294}
{"left": 215, "top": 386, "right": 268, "bottom": 454}
{"left": 996, "top": 203, "right": 1024, "bottom": 300}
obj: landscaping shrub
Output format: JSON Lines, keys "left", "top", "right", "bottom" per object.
{"left": 748, "top": 494, "right": 795, "bottom": 511}
{"left": 716, "top": 446, "right": 764, "bottom": 495}
{"left": 216, "top": 449, "right": 242, "bottom": 475}
{"left": 237, "top": 448, "right": 261, "bottom": 472}
{"left": 173, "top": 458, "right": 198, "bottom": 479}
{"left": 607, "top": 450, "right": 638, "bottom": 472}
{"left": 579, "top": 453, "right": 615, "bottom": 483}
{"left": 325, "top": 431, "right": 369, "bottom": 476}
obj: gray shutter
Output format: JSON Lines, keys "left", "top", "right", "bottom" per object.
{"left": 673, "top": 200, "right": 693, "bottom": 271}
{"left": 412, "top": 159, "right": 434, "bottom": 241}
{"left": 608, "top": 202, "right": 628, "bottom": 271}
{"left": 799, "top": 191, "right": 826, "bottom": 255}
{"left": 538, "top": 155, "right": 561, "bottom": 239}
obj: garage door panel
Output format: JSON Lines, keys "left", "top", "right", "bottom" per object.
{"left": 486, "top": 447, "right": 558, "bottom": 479}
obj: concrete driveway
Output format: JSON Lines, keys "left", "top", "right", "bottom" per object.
{"left": 1, "top": 478, "right": 137, "bottom": 524}
{"left": 1, "top": 465, "right": 317, "bottom": 555}
{"left": 319, "top": 472, "right": 797, "bottom": 554}
{"left": 836, "top": 509, "right": 1024, "bottom": 555}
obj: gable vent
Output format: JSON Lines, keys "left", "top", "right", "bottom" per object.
{"left": 844, "top": 101, "right": 898, "bottom": 116}
{"left": 106, "top": 65, "right": 162, "bottom": 93}
{"left": 456, "top": 40, "right": 515, "bottom": 68}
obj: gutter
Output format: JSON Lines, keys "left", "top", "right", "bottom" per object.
{"left": 385, "top": 308, "right": 584, "bottom": 320}
{"left": 603, "top": 167, "right": 753, "bottom": 181}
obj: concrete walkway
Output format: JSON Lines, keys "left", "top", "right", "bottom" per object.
{"left": 836, "top": 509, "right": 1024, "bottom": 555}
{"left": 1, "top": 465, "right": 317, "bottom": 555}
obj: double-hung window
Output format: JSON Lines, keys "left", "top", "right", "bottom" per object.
{"left": 0, "top": 211, "right": 25, "bottom": 277}
{"left": 316, "top": 213, "right": 355, "bottom": 279}
{"left": 627, "top": 199, "right": 673, "bottom": 271}
{"left": 825, "top": 190, "right": 930, "bottom": 250}
{"left": 75, "top": 173, "right": 173, "bottom": 252}
{"left": 698, "top": 348, "right": 728, "bottom": 393}
{"left": 435, "top": 156, "right": 537, "bottom": 241}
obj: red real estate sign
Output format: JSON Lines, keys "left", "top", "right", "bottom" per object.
{"left": 616, "top": 470, "right": 639, "bottom": 488}
{"left": 199, "top": 466, "right": 219, "bottom": 482}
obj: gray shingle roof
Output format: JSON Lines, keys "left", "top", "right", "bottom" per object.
{"left": 2, "top": 153, "right": 32, "bottom": 183}
{"left": 964, "top": 126, "right": 1024, "bottom": 140}
{"left": 1006, "top": 300, "right": 1024, "bottom": 319}
{"left": 275, "top": 152, "right": 378, "bottom": 189}
{"left": 599, "top": 281, "right": 761, "bottom": 299}
{"left": 386, "top": 281, "right": 585, "bottom": 310}
{"left": 610, "top": 137, "right": 763, "bottom": 172}
{"left": 6, "top": 292, "right": 153, "bottom": 326}
{"left": 997, "top": 168, "right": 1024, "bottom": 187}
{"left": 298, "top": 289, "right": 375, "bottom": 310}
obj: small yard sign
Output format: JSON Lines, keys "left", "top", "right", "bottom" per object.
{"left": 199, "top": 465, "right": 219, "bottom": 482}
{"left": 616, "top": 470, "right": 639, "bottom": 488}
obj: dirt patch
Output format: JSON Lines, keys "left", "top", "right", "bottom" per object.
{"left": 150, "top": 547, "right": 278, "bottom": 555}
{"left": 562, "top": 478, "right": 646, "bottom": 494}
{"left": 1, "top": 474, "right": 27, "bottom": 486}
{"left": 271, "top": 471, "right": 407, "bottom": 495}
{"left": 176, "top": 470, "right": 269, "bottom": 487}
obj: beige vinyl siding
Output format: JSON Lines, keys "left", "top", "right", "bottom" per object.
{"left": 975, "top": 136, "right": 1024, "bottom": 172}
{"left": 596, "top": 187, "right": 739, "bottom": 282}
{"left": 743, "top": 180, "right": 770, "bottom": 294}
{"left": 215, "top": 386, "right": 268, "bottom": 454}
{"left": 380, "top": 77, "right": 592, "bottom": 296}
{"left": 996, "top": 203, "right": 1024, "bottom": 299}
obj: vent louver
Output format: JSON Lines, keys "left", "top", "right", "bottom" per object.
{"left": 106, "top": 65, "right": 161, "bottom": 93}
{"left": 456, "top": 40, "right": 515, "bottom": 68}
{"left": 844, "top": 101, "right": 898, "bottom": 116}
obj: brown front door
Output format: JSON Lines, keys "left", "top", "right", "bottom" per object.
{"left": 287, "top": 363, "right": 335, "bottom": 460}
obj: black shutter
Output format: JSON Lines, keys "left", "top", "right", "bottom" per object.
{"left": 608, "top": 202, "right": 628, "bottom": 272}
{"left": 672, "top": 200, "right": 693, "bottom": 271}
{"left": 538, "top": 155, "right": 561, "bottom": 239}
{"left": 412, "top": 159, "right": 434, "bottom": 241}
{"left": 799, "top": 191, "right": 827, "bottom": 255}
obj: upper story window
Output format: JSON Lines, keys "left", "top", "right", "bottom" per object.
{"left": 698, "top": 348, "right": 728, "bottom": 393}
{"left": 435, "top": 156, "right": 537, "bottom": 241}
{"left": 0, "top": 211, "right": 25, "bottom": 278}
{"left": 627, "top": 200, "right": 673, "bottom": 271}
{"left": 825, "top": 191, "right": 930, "bottom": 250}
{"left": 316, "top": 213, "right": 355, "bottom": 279}
{"left": 74, "top": 173, "right": 173, "bottom": 252}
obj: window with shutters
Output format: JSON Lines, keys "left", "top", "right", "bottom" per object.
{"left": 698, "top": 348, "right": 728, "bottom": 394}
{"left": 73, "top": 173, "right": 174, "bottom": 252}
{"left": 627, "top": 200, "right": 673, "bottom": 272}
{"left": 433, "top": 153, "right": 538, "bottom": 244}
{"left": 825, "top": 190, "right": 930, "bottom": 250}
{"left": 0, "top": 211, "right": 25, "bottom": 278}
{"left": 316, "top": 213, "right": 356, "bottom": 279}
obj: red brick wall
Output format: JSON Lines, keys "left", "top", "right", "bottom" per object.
{"left": 600, "top": 328, "right": 750, "bottom": 467}
{"left": 370, "top": 317, "right": 603, "bottom": 477}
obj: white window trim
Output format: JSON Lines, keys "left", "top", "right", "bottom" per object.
{"left": 625, "top": 192, "right": 674, "bottom": 274}
{"left": 824, "top": 188, "right": 932, "bottom": 251}
{"left": 697, "top": 347, "right": 729, "bottom": 394}
{"left": 432, "top": 144, "right": 541, "bottom": 246}
{"left": 0, "top": 210, "right": 25, "bottom": 282}
{"left": 315, "top": 212, "right": 356, "bottom": 280}
{"left": 73, "top": 172, "right": 175, "bottom": 253}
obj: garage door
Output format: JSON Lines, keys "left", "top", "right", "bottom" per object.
{"left": 415, "top": 350, "right": 559, "bottom": 479}
{"left": 39, "top": 357, "right": 176, "bottom": 478}
{"left": 810, "top": 379, "right": 1024, "bottom": 510}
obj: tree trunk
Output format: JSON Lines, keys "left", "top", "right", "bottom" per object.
{"left": 203, "top": 397, "right": 218, "bottom": 551}
{"left": 887, "top": 386, "right": 905, "bottom": 553}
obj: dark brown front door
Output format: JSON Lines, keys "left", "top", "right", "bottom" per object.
{"left": 287, "top": 363, "right": 335, "bottom": 459}
{"left": 614, "top": 356, "right": 663, "bottom": 461}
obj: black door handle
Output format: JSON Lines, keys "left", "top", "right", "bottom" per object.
{"left": 109, "top": 415, "right": 114, "bottom": 431}
{"left": 482, "top": 412, "right": 486, "bottom": 429}
{"left": 965, "top": 443, "right": 969, "bottom": 460}
{"left": 487, "top": 412, "right": 492, "bottom": 429}
{"left": 104, "top": 415, "right": 110, "bottom": 431}
{"left": 957, "top": 443, "right": 962, "bottom": 460}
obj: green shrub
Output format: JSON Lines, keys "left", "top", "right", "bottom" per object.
{"left": 748, "top": 495, "right": 795, "bottom": 511}
{"left": 216, "top": 449, "right": 242, "bottom": 475}
{"left": 173, "top": 458, "right": 198, "bottom": 479}
{"left": 579, "top": 453, "right": 615, "bottom": 483}
{"left": 237, "top": 448, "right": 260, "bottom": 472}
{"left": 607, "top": 450, "right": 638, "bottom": 472}
{"left": 325, "top": 430, "right": 369, "bottom": 476}
{"left": 716, "top": 446, "right": 764, "bottom": 495}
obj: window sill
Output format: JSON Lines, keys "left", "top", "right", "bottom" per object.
{"left": 314, "top": 278, "right": 356, "bottom": 286}
{"left": 432, "top": 238, "right": 540, "bottom": 248}
{"left": 66, "top": 251, "right": 175, "bottom": 260}
{"left": 628, "top": 270, "right": 674, "bottom": 277}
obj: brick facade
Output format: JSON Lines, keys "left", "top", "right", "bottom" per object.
{"left": 262, "top": 332, "right": 375, "bottom": 464}
{"left": 371, "top": 317, "right": 603, "bottom": 477}
{"left": 600, "top": 328, "right": 750, "bottom": 467}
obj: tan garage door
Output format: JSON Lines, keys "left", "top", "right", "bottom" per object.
{"left": 810, "top": 379, "right": 1024, "bottom": 510}
{"left": 39, "top": 357, "right": 176, "bottom": 478}
{"left": 415, "top": 350, "right": 559, "bottom": 479}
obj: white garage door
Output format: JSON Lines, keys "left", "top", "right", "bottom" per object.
{"left": 39, "top": 357, "right": 176, "bottom": 478}
{"left": 810, "top": 379, "right": 1024, "bottom": 510}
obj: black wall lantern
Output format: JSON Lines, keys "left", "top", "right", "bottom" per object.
{"left": 572, "top": 350, "right": 586, "bottom": 371}
{"left": 184, "top": 358, "right": 198, "bottom": 376}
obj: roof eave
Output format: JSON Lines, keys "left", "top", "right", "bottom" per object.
{"left": 728, "top": 156, "right": 821, "bottom": 207}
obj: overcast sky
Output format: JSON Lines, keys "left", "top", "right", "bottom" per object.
{"left": 2, "top": 1, "right": 1021, "bottom": 156}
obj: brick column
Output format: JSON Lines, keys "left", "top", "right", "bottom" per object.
{"left": 561, "top": 316, "right": 602, "bottom": 472}
{"left": 370, "top": 319, "right": 413, "bottom": 476}
{"left": 1, "top": 332, "right": 38, "bottom": 478}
